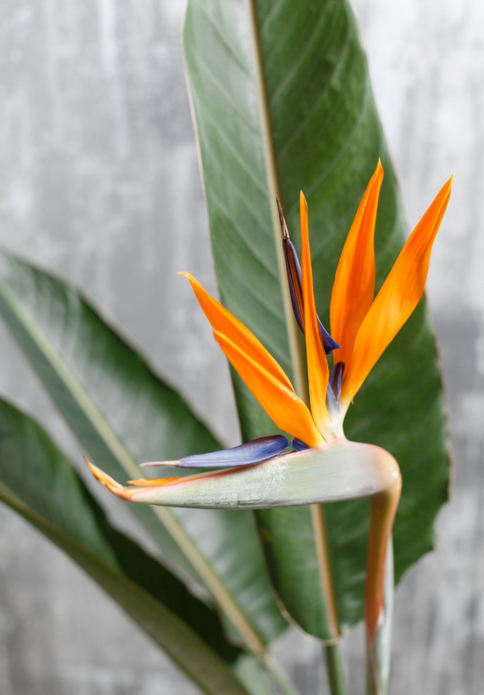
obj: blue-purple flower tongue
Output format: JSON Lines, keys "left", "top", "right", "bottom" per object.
{"left": 276, "top": 198, "right": 340, "bottom": 354}
{"left": 326, "top": 361, "right": 345, "bottom": 417}
{"left": 329, "top": 361, "right": 345, "bottom": 403}
{"left": 292, "top": 438, "right": 309, "bottom": 452}
{"left": 179, "top": 435, "right": 289, "bottom": 468}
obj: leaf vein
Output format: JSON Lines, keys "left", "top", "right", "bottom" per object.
{"left": 289, "top": 75, "right": 370, "bottom": 210}
{"left": 192, "top": 92, "right": 268, "bottom": 196}
{"left": 270, "top": 0, "right": 334, "bottom": 109}
{"left": 194, "top": 0, "right": 250, "bottom": 75}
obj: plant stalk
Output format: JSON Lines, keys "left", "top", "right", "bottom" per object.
{"left": 324, "top": 643, "right": 346, "bottom": 695}
{"left": 311, "top": 504, "right": 340, "bottom": 638}
{"left": 366, "top": 648, "right": 378, "bottom": 695}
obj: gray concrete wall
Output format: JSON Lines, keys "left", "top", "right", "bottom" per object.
{"left": 0, "top": 0, "right": 482, "bottom": 693}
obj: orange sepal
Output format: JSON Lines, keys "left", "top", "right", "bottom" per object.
{"left": 299, "top": 192, "right": 330, "bottom": 435}
{"left": 181, "top": 272, "right": 294, "bottom": 391}
{"left": 342, "top": 176, "right": 453, "bottom": 404}
{"left": 330, "top": 161, "right": 384, "bottom": 369}
{"left": 213, "top": 329, "right": 324, "bottom": 448}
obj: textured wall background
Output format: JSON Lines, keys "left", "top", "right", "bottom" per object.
{"left": 0, "top": 0, "right": 482, "bottom": 693}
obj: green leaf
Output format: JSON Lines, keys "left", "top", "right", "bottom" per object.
{"left": 183, "top": 0, "right": 450, "bottom": 639}
{"left": 0, "top": 396, "right": 250, "bottom": 695}
{"left": 0, "top": 250, "right": 287, "bottom": 654}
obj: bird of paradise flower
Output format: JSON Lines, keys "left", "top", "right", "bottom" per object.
{"left": 87, "top": 162, "right": 452, "bottom": 689}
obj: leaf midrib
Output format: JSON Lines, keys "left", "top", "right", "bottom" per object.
{"left": 248, "top": 0, "right": 306, "bottom": 399}
{"left": 248, "top": 0, "right": 341, "bottom": 638}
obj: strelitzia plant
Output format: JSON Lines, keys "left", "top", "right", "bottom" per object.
{"left": 88, "top": 162, "right": 452, "bottom": 694}
{"left": 0, "top": 1, "right": 454, "bottom": 695}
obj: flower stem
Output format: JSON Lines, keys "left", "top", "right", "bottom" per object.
{"left": 311, "top": 504, "right": 340, "bottom": 637}
{"left": 366, "top": 648, "right": 379, "bottom": 695}
{"left": 324, "top": 643, "right": 346, "bottom": 695}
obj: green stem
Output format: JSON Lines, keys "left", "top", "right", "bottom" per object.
{"left": 324, "top": 643, "right": 346, "bottom": 695}
{"left": 265, "top": 656, "right": 301, "bottom": 695}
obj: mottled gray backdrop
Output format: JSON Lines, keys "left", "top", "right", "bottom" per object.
{"left": 0, "top": 1, "right": 482, "bottom": 693}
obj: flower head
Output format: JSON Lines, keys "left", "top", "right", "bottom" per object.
{"left": 173, "top": 162, "right": 452, "bottom": 459}
{"left": 87, "top": 161, "right": 452, "bottom": 474}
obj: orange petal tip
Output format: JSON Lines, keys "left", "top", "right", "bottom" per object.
{"left": 84, "top": 456, "right": 131, "bottom": 500}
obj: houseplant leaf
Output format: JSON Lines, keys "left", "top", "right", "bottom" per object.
{"left": 183, "top": 0, "right": 450, "bottom": 638}
{"left": 0, "top": 396, "right": 250, "bottom": 695}
{"left": 0, "top": 250, "right": 287, "bottom": 656}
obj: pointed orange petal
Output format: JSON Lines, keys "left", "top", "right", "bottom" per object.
{"left": 84, "top": 457, "right": 133, "bottom": 500}
{"left": 180, "top": 272, "right": 294, "bottom": 391}
{"left": 342, "top": 176, "right": 453, "bottom": 404}
{"left": 213, "top": 329, "right": 324, "bottom": 448}
{"left": 330, "top": 161, "right": 384, "bottom": 370}
{"left": 299, "top": 192, "right": 330, "bottom": 435}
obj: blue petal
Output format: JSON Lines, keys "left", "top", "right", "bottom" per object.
{"left": 329, "top": 361, "right": 345, "bottom": 404}
{"left": 283, "top": 235, "right": 305, "bottom": 333}
{"left": 318, "top": 317, "right": 341, "bottom": 354}
{"left": 292, "top": 438, "right": 309, "bottom": 452}
{"left": 326, "top": 362, "right": 345, "bottom": 417}
{"left": 179, "top": 435, "right": 289, "bottom": 468}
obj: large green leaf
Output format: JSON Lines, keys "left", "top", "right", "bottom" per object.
{"left": 183, "top": 0, "right": 450, "bottom": 639}
{"left": 0, "top": 250, "right": 287, "bottom": 655}
{"left": 0, "top": 396, "right": 249, "bottom": 695}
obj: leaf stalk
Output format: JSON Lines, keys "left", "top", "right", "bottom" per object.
{"left": 324, "top": 643, "right": 347, "bottom": 695}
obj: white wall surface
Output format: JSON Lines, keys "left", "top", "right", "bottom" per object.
{"left": 0, "top": 1, "right": 482, "bottom": 693}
